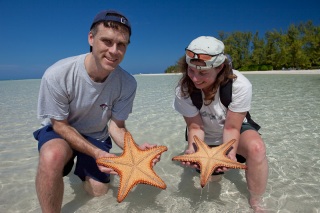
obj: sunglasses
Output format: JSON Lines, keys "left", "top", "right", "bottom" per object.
{"left": 185, "top": 48, "right": 222, "bottom": 61}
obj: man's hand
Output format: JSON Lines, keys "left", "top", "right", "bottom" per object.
{"left": 139, "top": 143, "right": 161, "bottom": 166}
{"left": 95, "top": 150, "right": 119, "bottom": 175}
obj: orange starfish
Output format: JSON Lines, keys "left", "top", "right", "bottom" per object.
{"left": 96, "top": 132, "right": 167, "bottom": 202}
{"left": 172, "top": 136, "right": 247, "bottom": 187}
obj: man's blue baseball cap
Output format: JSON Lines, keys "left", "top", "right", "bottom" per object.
{"left": 90, "top": 10, "right": 131, "bottom": 35}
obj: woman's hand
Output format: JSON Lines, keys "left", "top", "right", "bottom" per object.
{"left": 214, "top": 145, "right": 237, "bottom": 173}
{"left": 180, "top": 147, "right": 200, "bottom": 169}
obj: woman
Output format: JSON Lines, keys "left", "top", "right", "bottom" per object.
{"left": 173, "top": 36, "right": 268, "bottom": 211}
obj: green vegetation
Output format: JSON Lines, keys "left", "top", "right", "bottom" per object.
{"left": 164, "top": 65, "right": 179, "bottom": 73}
{"left": 165, "top": 21, "right": 319, "bottom": 72}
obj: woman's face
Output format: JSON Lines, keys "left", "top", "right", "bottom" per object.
{"left": 187, "top": 60, "right": 222, "bottom": 92}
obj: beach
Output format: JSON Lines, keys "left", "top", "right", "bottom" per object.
{"left": 240, "top": 69, "right": 320, "bottom": 74}
{"left": 0, "top": 71, "right": 320, "bottom": 212}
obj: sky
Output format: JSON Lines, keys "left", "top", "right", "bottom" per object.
{"left": 0, "top": 0, "right": 319, "bottom": 80}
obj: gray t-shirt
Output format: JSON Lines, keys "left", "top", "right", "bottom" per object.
{"left": 37, "top": 54, "right": 137, "bottom": 141}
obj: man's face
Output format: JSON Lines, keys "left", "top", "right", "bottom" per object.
{"left": 89, "top": 23, "right": 130, "bottom": 72}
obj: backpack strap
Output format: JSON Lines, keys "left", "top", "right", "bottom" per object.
{"left": 190, "top": 88, "right": 203, "bottom": 110}
{"left": 219, "top": 75, "right": 261, "bottom": 130}
{"left": 245, "top": 112, "right": 261, "bottom": 130}
{"left": 219, "top": 79, "right": 232, "bottom": 108}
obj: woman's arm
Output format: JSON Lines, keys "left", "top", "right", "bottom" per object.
{"left": 182, "top": 114, "right": 205, "bottom": 169}
{"left": 184, "top": 114, "right": 205, "bottom": 151}
{"left": 223, "top": 110, "right": 246, "bottom": 160}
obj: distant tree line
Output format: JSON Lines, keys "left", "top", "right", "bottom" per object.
{"left": 165, "top": 21, "right": 319, "bottom": 73}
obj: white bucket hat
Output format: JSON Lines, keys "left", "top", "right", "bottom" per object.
{"left": 186, "top": 36, "right": 226, "bottom": 70}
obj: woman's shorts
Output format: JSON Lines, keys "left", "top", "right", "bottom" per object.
{"left": 33, "top": 125, "right": 112, "bottom": 183}
{"left": 240, "top": 122, "right": 259, "bottom": 134}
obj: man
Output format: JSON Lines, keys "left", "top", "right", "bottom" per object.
{"left": 33, "top": 10, "right": 160, "bottom": 212}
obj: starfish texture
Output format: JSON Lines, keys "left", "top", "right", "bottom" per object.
{"left": 96, "top": 132, "right": 168, "bottom": 202}
{"left": 172, "top": 136, "right": 247, "bottom": 187}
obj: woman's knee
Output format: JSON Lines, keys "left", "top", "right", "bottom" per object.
{"left": 84, "top": 177, "right": 109, "bottom": 197}
{"left": 247, "top": 138, "right": 266, "bottom": 161}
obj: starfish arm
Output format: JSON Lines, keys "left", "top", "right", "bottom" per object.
{"left": 193, "top": 136, "right": 212, "bottom": 156}
{"left": 213, "top": 139, "right": 236, "bottom": 155}
{"left": 215, "top": 159, "right": 247, "bottom": 169}
{"left": 96, "top": 156, "right": 133, "bottom": 173}
{"left": 172, "top": 155, "right": 203, "bottom": 163}
{"left": 200, "top": 164, "right": 220, "bottom": 188}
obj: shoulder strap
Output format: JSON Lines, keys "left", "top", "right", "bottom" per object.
{"left": 219, "top": 79, "right": 232, "bottom": 108}
{"left": 219, "top": 68, "right": 233, "bottom": 108}
{"left": 190, "top": 88, "right": 202, "bottom": 110}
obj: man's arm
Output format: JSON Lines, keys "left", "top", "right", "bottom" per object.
{"left": 51, "top": 118, "right": 118, "bottom": 174}
{"left": 108, "top": 118, "right": 127, "bottom": 149}
{"left": 51, "top": 119, "right": 114, "bottom": 160}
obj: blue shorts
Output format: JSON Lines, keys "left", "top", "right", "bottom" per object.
{"left": 33, "top": 125, "right": 112, "bottom": 183}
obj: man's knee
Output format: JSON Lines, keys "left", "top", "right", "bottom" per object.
{"left": 84, "top": 177, "right": 109, "bottom": 197}
{"left": 38, "top": 139, "right": 72, "bottom": 174}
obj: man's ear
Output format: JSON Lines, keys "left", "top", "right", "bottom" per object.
{"left": 88, "top": 31, "right": 94, "bottom": 47}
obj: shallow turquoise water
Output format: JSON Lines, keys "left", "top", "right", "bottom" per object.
{"left": 0, "top": 74, "right": 319, "bottom": 212}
